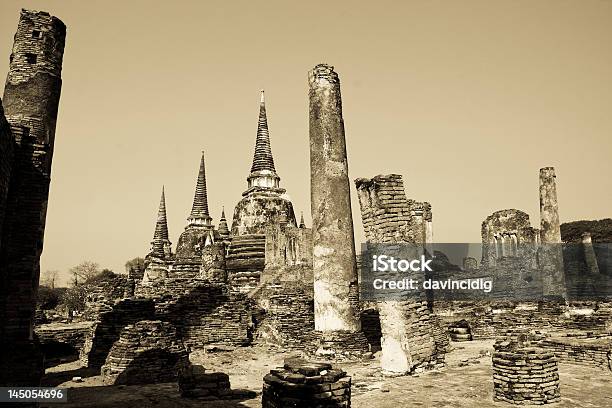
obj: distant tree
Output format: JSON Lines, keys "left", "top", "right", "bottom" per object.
{"left": 40, "top": 269, "right": 60, "bottom": 289}
{"left": 69, "top": 261, "right": 100, "bottom": 286}
{"left": 37, "top": 286, "right": 64, "bottom": 310}
{"left": 125, "top": 257, "right": 145, "bottom": 274}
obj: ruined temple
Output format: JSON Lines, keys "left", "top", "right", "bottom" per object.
{"left": 0, "top": 8, "right": 610, "bottom": 402}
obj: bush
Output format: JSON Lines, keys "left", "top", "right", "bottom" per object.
{"left": 37, "top": 286, "right": 65, "bottom": 310}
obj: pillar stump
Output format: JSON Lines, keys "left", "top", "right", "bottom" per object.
{"left": 262, "top": 358, "right": 351, "bottom": 408}
{"left": 493, "top": 339, "right": 561, "bottom": 405}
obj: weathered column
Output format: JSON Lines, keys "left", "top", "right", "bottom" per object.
{"left": 582, "top": 232, "right": 600, "bottom": 276}
{"left": 538, "top": 167, "right": 567, "bottom": 300}
{"left": 309, "top": 64, "right": 360, "bottom": 333}
{"left": 0, "top": 9, "right": 66, "bottom": 387}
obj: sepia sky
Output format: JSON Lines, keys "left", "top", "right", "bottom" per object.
{"left": 1, "top": 0, "right": 611, "bottom": 286}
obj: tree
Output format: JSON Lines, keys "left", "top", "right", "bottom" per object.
{"left": 69, "top": 261, "right": 100, "bottom": 287}
{"left": 40, "top": 269, "right": 59, "bottom": 289}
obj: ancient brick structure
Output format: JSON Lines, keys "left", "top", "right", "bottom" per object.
{"left": 0, "top": 9, "right": 66, "bottom": 387}
{"left": 493, "top": 336, "right": 561, "bottom": 405}
{"left": 262, "top": 359, "right": 352, "bottom": 408}
{"left": 355, "top": 174, "right": 443, "bottom": 374}
{"left": 142, "top": 187, "right": 173, "bottom": 282}
{"left": 35, "top": 321, "right": 93, "bottom": 359}
{"left": 0, "top": 102, "right": 13, "bottom": 251}
{"left": 264, "top": 222, "right": 313, "bottom": 269}
{"left": 173, "top": 152, "right": 215, "bottom": 276}
{"left": 255, "top": 286, "right": 315, "bottom": 349}
{"left": 309, "top": 63, "right": 367, "bottom": 357}
{"left": 231, "top": 91, "right": 297, "bottom": 236}
{"left": 101, "top": 320, "right": 190, "bottom": 385}
{"left": 539, "top": 167, "right": 567, "bottom": 300}
{"left": 541, "top": 336, "right": 611, "bottom": 371}
{"left": 179, "top": 365, "right": 231, "bottom": 399}
{"left": 480, "top": 209, "right": 541, "bottom": 297}
{"left": 135, "top": 278, "right": 255, "bottom": 348}
{"left": 226, "top": 233, "right": 266, "bottom": 293}
{"left": 463, "top": 257, "right": 478, "bottom": 271}
{"left": 80, "top": 298, "right": 155, "bottom": 370}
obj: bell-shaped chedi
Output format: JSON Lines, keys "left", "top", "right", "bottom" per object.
{"left": 231, "top": 90, "right": 297, "bottom": 236}
{"left": 175, "top": 152, "right": 215, "bottom": 265}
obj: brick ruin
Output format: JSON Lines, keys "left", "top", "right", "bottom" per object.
{"left": 0, "top": 9, "right": 66, "bottom": 387}
{"left": 493, "top": 334, "right": 561, "bottom": 405}
{"left": 355, "top": 174, "right": 445, "bottom": 374}
{"left": 101, "top": 320, "right": 190, "bottom": 385}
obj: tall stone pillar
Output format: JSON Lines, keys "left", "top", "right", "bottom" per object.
{"left": 582, "top": 232, "right": 600, "bottom": 276}
{"left": 538, "top": 167, "right": 567, "bottom": 301}
{"left": 0, "top": 9, "right": 66, "bottom": 387}
{"left": 309, "top": 64, "right": 360, "bottom": 333}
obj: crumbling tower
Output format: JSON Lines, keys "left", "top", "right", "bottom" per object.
{"left": 231, "top": 91, "right": 297, "bottom": 235}
{"left": 0, "top": 9, "right": 66, "bottom": 386}
{"left": 308, "top": 64, "right": 368, "bottom": 356}
{"left": 538, "top": 167, "right": 567, "bottom": 300}
{"left": 355, "top": 175, "right": 442, "bottom": 374}
{"left": 174, "top": 152, "right": 215, "bottom": 274}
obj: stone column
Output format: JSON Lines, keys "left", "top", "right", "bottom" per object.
{"left": 582, "top": 232, "right": 600, "bottom": 276}
{"left": 308, "top": 64, "right": 360, "bottom": 334}
{"left": 538, "top": 167, "right": 567, "bottom": 300}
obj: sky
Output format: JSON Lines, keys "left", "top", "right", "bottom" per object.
{"left": 1, "top": 0, "right": 611, "bottom": 286}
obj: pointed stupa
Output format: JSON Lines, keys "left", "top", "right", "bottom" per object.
{"left": 187, "top": 151, "right": 213, "bottom": 228}
{"left": 150, "top": 186, "right": 171, "bottom": 257}
{"left": 299, "top": 212, "right": 306, "bottom": 229}
{"left": 247, "top": 90, "right": 280, "bottom": 190}
{"left": 218, "top": 207, "right": 230, "bottom": 238}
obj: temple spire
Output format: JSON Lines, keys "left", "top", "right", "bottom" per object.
{"left": 151, "top": 186, "right": 171, "bottom": 257}
{"left": 187, "top": 151, "right": 212, "bottom": 227}
{"left": 247, "top": 90, "right": 280, "bottom": 190}
{"left": 218, "top": 207, "right": 230, "bottom": 239}
{"left": 299, "top": 212, "right": 306, "bottom": 228}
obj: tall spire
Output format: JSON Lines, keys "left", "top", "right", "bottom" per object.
{"left": 218, "top": 207, "right": 230, "bottom": 239}
{"left": 247, "top": 90, "right": 280, "bottom": 190}
{"left": 150, "top": 186, "right": 171, "bottom": 257}
{"left": 251, "top": 90, "right": 276, "bottom": 173}
{"left": 299, "top": 212, "right": 306, "bottom": 228}
{"left": 187, "top": 151, "right": 212, "bottom": 227}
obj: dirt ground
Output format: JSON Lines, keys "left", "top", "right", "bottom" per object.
{"left": 41, "top": 340, "right": 612, "bottom": 408}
